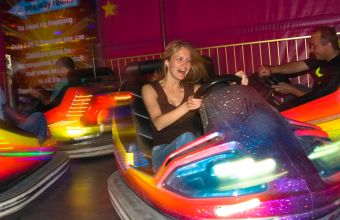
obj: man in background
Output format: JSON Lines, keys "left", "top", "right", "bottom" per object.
{"left": 31, "top": 56, "right": 76, "bottom": 112}
{"left": 258, "top": 26, "right": 340, "bottom": 110}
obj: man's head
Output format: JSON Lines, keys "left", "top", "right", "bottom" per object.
{"left": 310, "top": 26, "right": 339, "bottom": 61}
{"left": 56, "top": 56, "right": 75, "bottom": 78}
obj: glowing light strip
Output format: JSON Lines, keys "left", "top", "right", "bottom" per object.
{"left": 0, "top": 147, "right": 14, "bottom": 150}
{"left": 222, "top": 172, "right": 287, "bottom": 192}
{"left": 48, "top": 120, "right": 77, "bottom": 127}
{"left": 69, "top": 106, "right": 88, "bottom": 109}
{"left": 74, "top": 95, "right": 92, "bottom": 98}
{"left": 0, "top": 151, "right": 54, "bottom": 156}
{"left": 72, "top": 100, "right": 91, "bottom": 103}
{"left": 0, "top": 137, "right": 13, "bottom": 150}
{"left": 114, "top": 94, "right": 132, "bottom": 101}
{"left": 308, "top": 142, "right": 340, "bottom": 160}
{"left": 67, "top": 109, "right": 88, "bottom": 113}
{"left": 214, "top": 198, "right": 261, "bottom": 217}
{"left": 66, "top": 114, "right": 84, "bottom": 117}
{"left": 72, "top": 95, "right": 92, "bottom": 100}
{"left": 66, "top": 94, "right": 92, "bottom": 118}
{"left": 212, "top": 158, "right": 276, "bottom": 179}
{"left": 67, "top": 110, "right": 86, "bottom": 113}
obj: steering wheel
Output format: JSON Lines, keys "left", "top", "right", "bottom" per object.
{"left": 194, "top": 75, "right": 241, "bottom": 99}
{"left": 249, "top": 73, "right": 291, "bottom": 108}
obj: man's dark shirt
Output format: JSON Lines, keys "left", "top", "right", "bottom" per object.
{"left": 305, "top": 54, "right": 340, "bottom": 87}
{"left": 279, "top": 53, "right": 340, "bottom": 111}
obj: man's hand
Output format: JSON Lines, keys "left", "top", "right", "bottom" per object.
{"left": 29, "top": 89, "right": 51, "bottom": 105}
{"left": 271, "top": 82, "right": 306, "bottom": 97}
{"left": 30, "top": 89, "right": 43, "bottom": 99}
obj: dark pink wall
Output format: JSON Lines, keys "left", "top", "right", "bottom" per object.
{"left": 99, "top": 0, "right": 340, "bottom": 58}
{"left": 164, "top": 0, "right": 340, "bottom": 47}
{"left": 98, "top": 0, "right": 164, "bottom": 58}
{"left": 2, "top": 1, "right": 340, "bottom": 66}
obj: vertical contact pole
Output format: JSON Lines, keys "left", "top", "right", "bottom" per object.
{"left": 159, "top": 0, "right": 166, "bottom": 49}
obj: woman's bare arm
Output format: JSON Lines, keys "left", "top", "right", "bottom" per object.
{"left": 142, "top": 84, "right": 201, "bottom": 131}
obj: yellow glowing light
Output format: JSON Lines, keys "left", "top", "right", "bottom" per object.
{"left": 48, "top": 120, "right": 77, "bottom": 128}
{"left": 66, "top": 128, "right": 85, "bottom": 136}
{"left": 0, "top": 139, "right": 10, "bottom": 145}
{"left": 0, "top": 147, "right": 14, "bottom": 150}
{"left": 66, "top": 94, "right": 92, "bottom": 118}
{"left": 127, "top": 152, "right": 135, "bottom": 166}
{"left": 214, "top": 198, "right": 261, "bottom": 217}
{"left": 114, "top": 94, "right": 132, "bottom": 101}
{"left": 316, "top": 118, "right": 340, "bottom": 141}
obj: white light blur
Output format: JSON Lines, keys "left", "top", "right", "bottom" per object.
{"left": 214, "top": 198, "right": 261, "bottom": 217}
{"left": 212, "top": 157, "right": 276, "bottom": 179}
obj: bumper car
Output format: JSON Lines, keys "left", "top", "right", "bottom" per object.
{"left": 44, "top": 67, "right": 119, "bottom": 158}
{"left": 280, "top": 87, "right": 340, "bottom": 142}
{"left": 0, "top": 120, "right": 69, "bottom": 218}
{"left": 108, "top": 60, "right": 339, "bottom": 219}
{"left": 252, "top": 73, "right": 340, "bottom": 142}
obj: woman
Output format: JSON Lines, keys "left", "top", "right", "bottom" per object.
{"left": 142, "top": 40, "right": 209, "bottom": 172}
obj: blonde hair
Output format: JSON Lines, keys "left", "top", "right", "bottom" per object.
{"left": 155, "top": 40, "right": 209, "bottom": 83}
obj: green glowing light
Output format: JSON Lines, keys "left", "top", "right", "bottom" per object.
{"left": 0, "top": 151, "right": 54, "bottom": 157}
{"left": 308, "top": 141, "right": 340, "bottom": 160}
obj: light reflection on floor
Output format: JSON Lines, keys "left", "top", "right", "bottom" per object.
{"left": 2, "top": 155, "right": 119, "bottom": 220}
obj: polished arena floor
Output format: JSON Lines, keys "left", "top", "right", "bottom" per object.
{"left": 3, "top": 155, "right": 121, "bottom": 220}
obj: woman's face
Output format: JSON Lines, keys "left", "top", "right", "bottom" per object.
{"left": 165, "top": 47, "right": 192, "bottom": 81}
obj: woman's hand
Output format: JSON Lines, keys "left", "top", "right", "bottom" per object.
{"left": 186, "top": 95, "right": 202, "bottom": 110}
{"left": 235, "top": 70, "right": 249, "bottom": 85}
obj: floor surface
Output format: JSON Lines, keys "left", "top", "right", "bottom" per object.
{"left": 3, "top": 155, "right": 121, "bottom": 220}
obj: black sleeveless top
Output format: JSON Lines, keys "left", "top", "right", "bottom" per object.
{"left": 149, "top": 81, "right": 196, "bottom": 146}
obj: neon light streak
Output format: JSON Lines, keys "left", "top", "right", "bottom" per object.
{"left": 66, "top": 94, "right": 92, "bottom": 117}
{"left": 0, "top": 151, "right": 54, "bottom": 157}
{"left": 212, "top": 157, "right": 276, "bottom": 179}
{"left": 48, "top": 120, "right": 77, "bottom": 127}
{"left": 66, "top": 127, "right": 86, "bottom": 136}
{"left": 308, "top": 141, "right": 340, "bottom": 160}
{"left": 114, "top": 94, "right": 132, "bottom": 101}
{"left": 0, "top": 147, "right": 14, "bottom": 150}
{"left": 214, "top": 198, "right": 261, "bottom": 217}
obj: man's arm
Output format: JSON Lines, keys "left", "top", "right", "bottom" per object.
{"left": 258, "top": 60, "right": 309, "bottom": 77}
{"left": 30, "top": 89, "right": 52, "bottom": 105}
